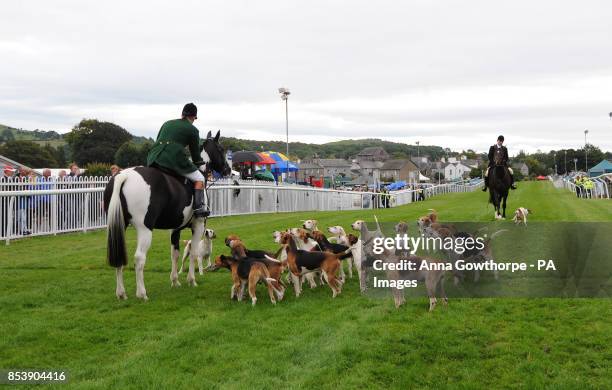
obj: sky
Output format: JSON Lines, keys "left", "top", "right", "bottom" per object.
{"left": 1, "top": 0, "right": 611, "bottom": 155}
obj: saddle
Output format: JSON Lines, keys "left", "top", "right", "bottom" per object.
{"left": 150, "top": 163, "right": 194, "bottom": 194}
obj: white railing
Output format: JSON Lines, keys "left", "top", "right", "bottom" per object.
{"left": 554, "top": 173, "right": 611, "bottom": 199}
{"left": 0, "top": 176, "right": 482, "bottom": 244}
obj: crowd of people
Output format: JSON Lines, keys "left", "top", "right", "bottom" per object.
{"left": 0, "top": 163, "right": 122, "bottom": 237}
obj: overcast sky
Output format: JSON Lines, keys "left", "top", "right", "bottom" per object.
{"left": 1, "top": 0, "right": 611, "bottom": 154}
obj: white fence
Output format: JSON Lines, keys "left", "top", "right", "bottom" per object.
{"left": 553, "top": 173, "right": 612, "bottom": 199}
{"left": 0, "top": 176, "right": 482, "bottom": 244}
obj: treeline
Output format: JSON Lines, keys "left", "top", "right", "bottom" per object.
{"left": 514, "top": 146, "right": 610, "bottom": 176}
{"left": 1, "top": 120, "right": 610, "bottom": 176}
{"left": 221, "top": 137, "right": 446, "bottom": 160}
{"left": 0, "top": 119, "right": 153, "bottom": 169}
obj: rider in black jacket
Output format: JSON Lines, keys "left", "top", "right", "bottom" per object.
{"left": 482, "top": 135, "right": 517, "bottom": 191}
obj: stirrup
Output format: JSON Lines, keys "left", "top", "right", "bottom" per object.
{"left": 193, "top": 207, "right": 210, "bottom": 218}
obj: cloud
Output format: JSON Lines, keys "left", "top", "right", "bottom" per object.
{"left": 1, "top": 0, "right": 611, "bottom": 153}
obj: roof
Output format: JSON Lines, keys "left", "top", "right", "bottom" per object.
{"left": 356, "top": 147, "right": 389, "bottom": 158}
{"left": 316, "top": 158, "right": 351, "bottom": 167}
{"left": 357, "top": 160, "right": 384, "bottom": 169}
{"left": 380, "top": 159, "right": 418, "bottom": 170}
{"left": 589, "top": 160, "right": 612, "bottom": 172}
{"left": 297, "top": 162, "right": 323, "bottom": 170}
{"left": 444, "top": 162, "right": 471, "bottom": 169}
{"left": 462, "top": 159, "right": 480, "bottom": 168}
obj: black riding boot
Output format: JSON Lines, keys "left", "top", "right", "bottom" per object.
{"left": 510, "top": 174, "right": 517, "bottom": 190}
{"left": 193, "top": 189, "right": 210, "bottom": 218}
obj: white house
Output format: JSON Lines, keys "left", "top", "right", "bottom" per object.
{"left": 444, "top": 162, "right": 472, "bottom": 181}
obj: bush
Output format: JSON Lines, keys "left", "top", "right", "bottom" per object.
{"left": 114, "top": 140, "right": 153, "bottom": 168}
{"left": 82, "top": 162, "right": 112, "bottom": 177}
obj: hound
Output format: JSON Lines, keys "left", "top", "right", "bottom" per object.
{"left": 211, "top": 255, "right": 281, "bottom": 306}
{"left": 275, "top": 232, "right": 350, "bottom": 298}
{"left": 179, "top": 229, "right": 216, "bottom": 275}
{"left": 328, "top": 225, "right": 354, "bottom": 279}
{"left": 309, "top": 230, "right": 352, "bottom": 282}
{"left": 302, "top": 219, "right": 319, "bottom": 232}
{"left": 351, "top": 218, "right": 384, "bottom": 293}
{"left": 346, "top": 233, "right": 365, "bottom": 292}
{"left": 513, "top": 207, "right": 532, "bottom": 226}
{"left": 417, "top": 210, "right": 456, "bottom": 240}
{"left": 359, "top": 228, "right": 448, "bottom": 311}
{"left": 289, "top": 228, "right": 323, "bottom": 288}
{"left": 226, "top": 238, "right": 285, "bottom": 300}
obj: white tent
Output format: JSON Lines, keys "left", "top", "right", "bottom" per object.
{"left": 419, "top": 173, "right": 431, "bottom": 181}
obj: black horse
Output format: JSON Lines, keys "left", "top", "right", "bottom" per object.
{"left": 488, "top": 151, "right": 511, "bottom": 220}
{"left": 104, "top": 130, "right": 231, "bottom": 300}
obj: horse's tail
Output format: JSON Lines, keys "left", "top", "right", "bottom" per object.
{"left": 107, "top": 173, "right": 129, "bottom": 268}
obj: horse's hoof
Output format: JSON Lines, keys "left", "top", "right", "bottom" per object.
{"left": 171, "top": 280, "right": 181, "bottom": 287}
{"left": 116, "top": 292, "right": 127, "bottom": 300}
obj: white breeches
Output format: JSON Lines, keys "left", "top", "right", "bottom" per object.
{"left": 184, "top": 170, "right": 205, "bottom": 182}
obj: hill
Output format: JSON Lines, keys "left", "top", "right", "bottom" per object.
{"left": 220, "top": 137, "right": 445, "bottom": 160}
{"left": 1, "top": 124, "right": 443, "bottom": 161}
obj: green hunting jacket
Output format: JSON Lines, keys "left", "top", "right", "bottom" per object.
{"left": 146, "top": 118, "right": 203, "bottom": 174}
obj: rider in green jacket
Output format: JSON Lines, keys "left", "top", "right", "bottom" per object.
{"left": 146, "top": 103, "right": 209, "bottom": 218}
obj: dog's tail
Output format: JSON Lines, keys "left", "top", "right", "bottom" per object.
{"left": 489, "top": 229, "right": 508, "bottom": 240}
{"left": 264, "top": 254, "right": 281, "bottom": 263}
{"left": 106, "top": 173, "right": 129, "bottom": 268}
{"left": 336, "top": 248, "right": 353, "bottom": 260}
{"left": 374, "top": 215, "right": 382, "bottom": 232}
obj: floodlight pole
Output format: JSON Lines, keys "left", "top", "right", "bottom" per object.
{"left": 279, "top": 87, "right": 291, "bottom": 182}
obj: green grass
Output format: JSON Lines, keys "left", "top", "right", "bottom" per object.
{"left": 1, "top": 182, "right": 610, "bottom": 389}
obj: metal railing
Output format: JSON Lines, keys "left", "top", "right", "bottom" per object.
{"left": 0, "top": 176, "right": 482, "bottom": 244}
{"left": 554, "top": 173, "right": 611, "bottom": 199}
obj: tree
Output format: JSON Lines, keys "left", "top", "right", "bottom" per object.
{"left": 65, "top": 119, "right": 132, "bottom": 165}
{"left": 0, "top": 140, "right": 58, "bottom": 167}
{"left": 0, "top": 129, "right": 15, "bottom": 143}
{"left": 114, "top": 140, "right": 153, "bottom": 168}
{"left": 469, "top": 167, "right": 482, "bottom": 178}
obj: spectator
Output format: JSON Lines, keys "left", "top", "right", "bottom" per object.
{"left": 574, "top": 175, "right": 583, "bottom": 197}
{"left": 3, "top": 165, "right": 15, "bottom": 179}
{"left": 110, "top": 165, "right": 121, "bottom": 177}
{"left": 69, "top": 163, "right": 81, "bottom": 178}
{"left": 16, "top": 167, "right": 33, "bottom": 235}
{"left": 58, "top": 170, "right": 67, "bottom": 179}
{"left": 35, "top": 169, "right": 54, "bottom": 231}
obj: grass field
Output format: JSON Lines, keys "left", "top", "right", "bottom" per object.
{"left": 1, "top": 182, "right": 611, "bottom": 389}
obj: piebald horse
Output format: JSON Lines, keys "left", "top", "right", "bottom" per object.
{"left": 104, "top": 130, "right": 231, "bottom": 300}
{"left": 488, "top": 149, "right": 511, "bottom": 220}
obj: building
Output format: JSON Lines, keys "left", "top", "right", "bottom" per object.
{"left": 444, "top": 162, "right": 472, "bottom": 181}
{"left": 356, "top": 160, "right": 384, "bottom": 183}
{"left": 315, "top": 158, "right": 353, "bottom": 178}
{"left": 512, "top": 162, "right": 529, "bottom": 177}
{"left": 296, "top": 161, "right": 324, "bottom": 182}
{"left": 355, "top": 146, "right": 389, "bottom": 162}
{"left": 380, "top": 159, "right": 420, "bottom": 182}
